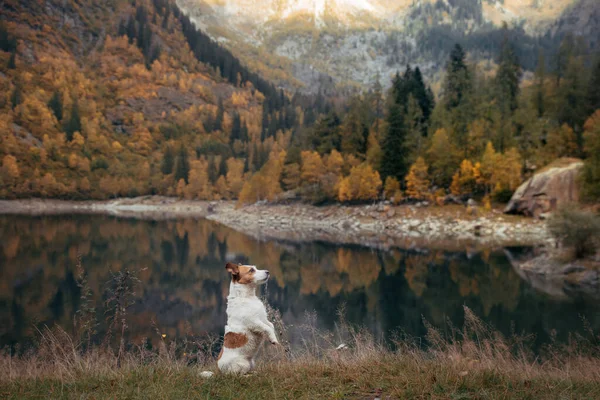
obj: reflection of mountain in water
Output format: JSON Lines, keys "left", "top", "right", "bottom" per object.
{"left": 1, "top": 215, "right": 599, "bottom": 349}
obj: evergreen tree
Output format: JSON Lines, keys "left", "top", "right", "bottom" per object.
{"left": 7, "top": 49, "right": 16, "bottom": 69}
{"left": 310, "top": 112, "right": 341, "bottom": 154}
{"left": 161, "top": 146, "right": 175, "bottom": 175}
{"left": 587, "top": 57, "right": 600, "bottom": 116}
{"left": 10, "top": 83, "right": 23, "bottom": 110}
{"left": 174, "top": 145, "right": 190, "bottom": 183}
{"left": 380, "top": 103, "right": 408, "bottom": 181}
{"left": 371, "top": 73, "right": 383, "bottom": 136}
{"left": 341, "top": 96, "right": 368, "bottom": 156}
{"left": 533, "top": 49, "right": 546, "bottom": 118}
{"left": 557, "top": 56, "right": 588, "bottom": 150}
{"left": 48, "top": 90, "right": 63, "bottom": 122}
{"left": 64, "top": 100, "right": 82, "bottom": 142}
{"left": 215, "top": 98, "right": 224, "bottom": 131}
{"left": 443, "top": 44, "right": 470, "bottom": 110}
{"left": 218, "top": 155, "right": 228, "bottom": 177}
{"left": 230, "top": 113, "right": 241, "bottom": 144}
{"left": 126, "top": 16, "right": 136, "bottom": 44}
{"left": 495, "top": 25, "right": 522, "bottom": 114}
{"left": 207, "top": 156, "right": 218, "bottom": 184}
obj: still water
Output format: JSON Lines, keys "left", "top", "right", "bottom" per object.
{"left": 1, "top": 214, "right": 599, "bottom": 349}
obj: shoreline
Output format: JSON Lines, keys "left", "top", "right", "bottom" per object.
{"left": 0, "top": 196, "right": 551, "bottom": 250}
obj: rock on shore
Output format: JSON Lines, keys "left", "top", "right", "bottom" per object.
{"left": 206, "top": 202, "right": 550, "bottom": 250}
{"left": 0, "top": 197, "right": 551, "bottom": 250}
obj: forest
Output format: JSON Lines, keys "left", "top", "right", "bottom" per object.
{"left": 0, "top": 0, "right": 599, "bottom": 205}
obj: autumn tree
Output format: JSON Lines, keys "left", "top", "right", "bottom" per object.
{"left": 338, "top": 163, "right": 382, "bottom": 202}
{"left": 405, "top": 157, "right": 430, "bottom": 200}
{"left": 383, "top": 176, "right": 403, "bottom": 203}
{"left": 1, "top": 155, "right": 20, "bottom": 187}
{"left": 225, "top": 157, "right": 245, "bottom": 198}
{"left": 545, "top": 124, "right": 578, "bottom": 161}
{"left": 450, "top": 159, "right": 482, "bottom": 196}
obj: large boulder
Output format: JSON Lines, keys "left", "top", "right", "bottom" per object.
{"left": 504, "top": 159, "right": 584, "bottom": 217}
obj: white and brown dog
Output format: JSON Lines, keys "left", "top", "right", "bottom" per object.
{"left": 201, "top": 262, "right": 279, "bottom": 377}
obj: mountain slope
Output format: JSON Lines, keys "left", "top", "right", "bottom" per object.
{"left": 178, "top": 0, "right": 595, "bottom": 92}
{"left": 0, "top": 0, "right": 277, "bottom": 199}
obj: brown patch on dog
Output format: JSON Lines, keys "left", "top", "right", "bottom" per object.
{"left": 225, "top": 263, "right": 256, "bottom": 285}
{"left": 217, "top": 347, "right": 223, "bottom": 360}
{"left": 223, "top": 332, "right": 248, "bottom": 349}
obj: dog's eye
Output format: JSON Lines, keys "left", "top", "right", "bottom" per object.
{"left": 250, "top": 268, "right": 255, "bottom": 273}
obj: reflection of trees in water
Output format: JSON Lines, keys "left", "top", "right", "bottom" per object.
{"left": 1, "top": 215, "right": 600, "bottom": 349}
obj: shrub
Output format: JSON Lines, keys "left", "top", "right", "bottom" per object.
{"left": 547, "top": 207, "right": 600, "bottom": 259}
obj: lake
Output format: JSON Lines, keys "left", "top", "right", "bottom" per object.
{"left": 1, "top": 214, "right": 599, "bottom": 350}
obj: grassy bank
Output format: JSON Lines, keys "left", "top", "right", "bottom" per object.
{"left": 2, "top": 307, "right": 600, "bottom": 399}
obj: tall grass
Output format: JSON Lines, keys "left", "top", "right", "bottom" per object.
{"left": 2, "top": 270, "right": 600, "bottom": 398}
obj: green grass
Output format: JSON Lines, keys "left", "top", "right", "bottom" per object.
{"left": 2, "top": 307, "right": 600, "bottom": 399}
{"left": 3, "top": 356, "right": 600, "bottom": 399}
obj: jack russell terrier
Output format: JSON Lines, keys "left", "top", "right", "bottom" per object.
{"left": 201, "top": 262, "right": 279, "bottom": 377}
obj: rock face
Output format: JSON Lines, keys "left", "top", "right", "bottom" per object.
{"left": 504, "top": 160, "right": 584, "bottom": 217}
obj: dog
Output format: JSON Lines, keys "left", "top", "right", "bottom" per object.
{"left": 200, "top": 262, "right": 279, "bottom": 377}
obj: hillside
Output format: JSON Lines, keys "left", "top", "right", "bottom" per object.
{"left": 0, "top": 0, "right": 301, "bottom": 200}
{"left": 178, "top": 0, "right": 597, "bottom": 92}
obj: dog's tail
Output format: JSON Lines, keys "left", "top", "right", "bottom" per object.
{"left": 199, "top": 371, "right": 214, "bottom": 378}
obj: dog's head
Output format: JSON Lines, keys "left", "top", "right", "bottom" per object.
{"left": 226, "top": 262, "right": 270, "bottom": 285}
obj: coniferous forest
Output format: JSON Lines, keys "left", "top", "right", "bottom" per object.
{"left": 0, "top": 0, "right": 599, "bottom": 205}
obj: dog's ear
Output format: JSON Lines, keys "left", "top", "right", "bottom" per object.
{"left": 225, "top": 262, "right": 240, "bottom": 276}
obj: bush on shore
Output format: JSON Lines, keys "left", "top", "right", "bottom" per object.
{"left": 547, "top": 206, "right": 600, "bottom": 259}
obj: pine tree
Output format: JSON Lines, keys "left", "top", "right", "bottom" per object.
{"left": 161, "top": 146, "right": 175, "bottom": 174}
{"left": 557, "top": 56, "right": 588, "bottom": 147}
{"left": 174, "top": 145, "right": 190, "bottom": 183}
{"left": 64, "top": 100, "right": 82, "bottom": 142}
{"left": 7, "top": 49, "right": 16, "bottom": 69}
{"left": 533, "top": 49, "right": 546, "bottom": 118}
{"left": 215, "top": 98, "right": 224, "bottom": 131}
{"left": 582, "top": 111, "right": 600, "bottom": 200}
{"left": 495, "top": 25, "right": 522, "bottom": 114}
{"left": 48, "top": 90, "right": 63, "bottom": 122}
{"left": 341, "top": 96, "right": 368, "bottom": 156}
{"left": 10, "top": 83, "right": 23, "bottom": 110}
{"left": 230, "top": 113, "right": 241, "bottom": 144}
{"left": 380, "top": 103, "right": 408, "bottom": 181}
{"left": 586, "top": 57, "right": 600, "bottom": 117}
{"left": 207, "top": 156, "right": 218, "bottom": 184}
{"left": 444, "top": 44, "right": 470, "bottom": 110}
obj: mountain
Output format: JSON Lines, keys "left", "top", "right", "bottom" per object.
{"left": 177, "top": 0, "right": 597, "bottom": 92}
{"left": 0, "top": 0, "right": 301, "bottom": 199}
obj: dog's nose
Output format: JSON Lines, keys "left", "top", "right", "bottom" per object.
{"left": 266, "top": 271, "right": 270, "bottom": 276}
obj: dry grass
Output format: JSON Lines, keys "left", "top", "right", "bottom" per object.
{"left": 2, "top": 305, "right": 600, "bottom": 399}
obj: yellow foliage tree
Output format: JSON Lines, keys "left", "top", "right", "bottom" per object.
{"left": 1, "top": 155, "right": 20, "bottom": 186}
{"left": 239, "top": 150, "right": 285, "bottom": 204}
{"left": 226, "top": 158, "right": 245, "bottom": 198}
{"left": 338, "top": 163, "right": 382, "bottom": 202}
{"left": 405, "top": 157, "right": 430, "bottom": 200}
{"left": 184, "top": 159, "right": 212, "bottom": 200}
{"left": 300, "top": 151, "right": 324, "bottom": 185}
{"left": 383, "top": 176, "right": 403, "bottom": 203}
{"left": 450, "top": 159, "right": 481, "bottom": 196}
